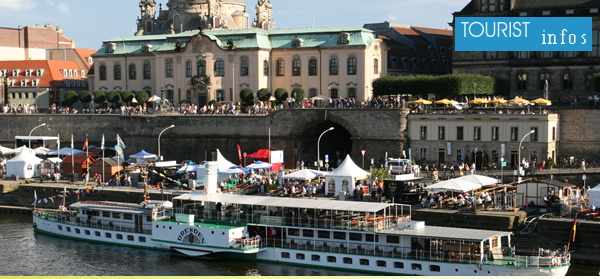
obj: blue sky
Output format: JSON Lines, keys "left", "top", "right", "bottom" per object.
{"left": 0, "top": 0, "right": 467, "bottom": 50}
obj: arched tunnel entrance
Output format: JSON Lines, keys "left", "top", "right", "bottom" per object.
{"left": 294, "top": 121, "right": 353, "bottom": 170}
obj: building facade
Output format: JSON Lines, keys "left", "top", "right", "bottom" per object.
{"left": 91, "top": 26, "right": 386, "bottom": 105}
{"left": 452, "top": 0, "right": 600, "bottom": 100}
{"left": 0, "top": 24, "right": 76, "bottom": 61}
{"left": 407, "top": 114, "right": 559, "bottom": 169}
{"left": 364, "top": 22, "right": 452, "bottom": 76}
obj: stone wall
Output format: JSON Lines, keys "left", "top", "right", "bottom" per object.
{"left": 558, "top": 108, "right": 600, "bottom": 161}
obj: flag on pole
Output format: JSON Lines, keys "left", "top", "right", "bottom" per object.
{"left": 116, "top": 134, "right": 126, "bottom": 149}
{"left": 572, "top": 220, "right": 578, "bottom": 242}
{"left": 83, "top": 138, "right": 88, "bottom": 150}
{"left": 101, "top": 135, "right": 105, "bottom": 150}
{"left": 71, "top": 134, "right": 74, "bottom": 149}
{"left": 34, "top": 190, "right": 37, "bottom": 201}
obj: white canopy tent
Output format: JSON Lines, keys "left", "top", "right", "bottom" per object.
{"left": 0, "top": 146, "right": 14, "bottom": 154}
{"left": 47, "top": 147, "right": 85, "bottom": 156}
{"left": 8, "top": 145, "right": 36, "bottom": 155}
{"left": 216, "top": 149, "right": 236, "bottom": 170}
{"left": 246, "top": 161, "right": 274, "bottom": 170}
{"left": 423, "top": 179, "right": 483, "bottom": 193}
{"left": 34, "top": 147, "right": 56, "bottom": 156}
{"left": 6, "top": 147, "right": 43, "bottom": 178}
{"left": 589, "top": 185, "right": 600, "bottom": 207}
{"left": 325, "top": 155, "right": 370, "bottom": 196}
{"left": 282, "top": 169, "right": 329, "bottom": 180}
{"left": 454, "top": 175, "right": 501, "bottom": 187}
{"left": 130, "top": 150, "right": 157, "bottom": 161}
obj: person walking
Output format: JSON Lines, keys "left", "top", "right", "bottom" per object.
{"left": 581, "top": 159, "right": 586, "bottom": 173}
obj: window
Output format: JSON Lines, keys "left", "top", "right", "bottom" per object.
{"left": 365, "top": 234, "right": 378, "bottom": 242}
{"left": 386, "top": 235, "right": 400, "bottom": 243}
{"left": 360, "top": 259, "right": 369, "bottom": 266}
{"left": 146, "top": 216, "right": 152, "bottom": 222}
{"left": 428, "top": 46, "right": 435, "bottom": 57}
{"left": 308, "top": 58, "right": 317, "bottom": 75}
{"left": 263, "top": 60, "right": 269, "bottom": 76}
{"left": 516, "top": 51, "right": 529, "bottom": 59}
{"left": 333, "top": 232, "right": 345, "bottom": 240}
{"left": 185, "top": 60, "right": 192, "bottom": 77}
{"left": 216, "top": 90, "right": 224, "bottom": 102}
{"left": 517, "top": 73, "right": 527, "bottom": 90}
{"left": 114, "top": 64, "right": 121, "bottom": 80}
{"left": 329, "top": 58, "right": 338, "bottom": 75}
{"left": 288, "top": 229, "right": 300, "bottom": 236}
{"left": 443, "top": 60, "right": 449, "bottom": 71}
{"left": 377, "top": 260, "right": 387, "bottom": 267}
{"left": 58, "top": 225, "right": 63, "bottom": 230}
{"left": 214, "top": 60, "right": 224, "bottom": 77}
{"left": 492, "top": 127, "right": 499, "bottom": 141}
{"left": 394, "top": 262, "right": 404, "bottom": 269}
{"left": 165, "top": 59, "right": 173, "bottom": 77}
{"left": 457, "top": 127, "right": 464, "bottom": 140}
{"left": 123, "top": 214, "right": 133, "bottom": 220}
{"left": 112, "top": 213, "right": 120, "bottom": 219}
{"left": 591, "top": 30, "right": 600, "bottom": 57}
{"left": 511, "top": 127, "right": 519, "bottom": 141}
{"left": 500, "top": 0, "right": 504, "bottom": 10}
{"left": 127, "top": 235, "right": 134, "bottom": 241}
{"left": 531, "top": 127, "right": 538, "bottom": 141}
{"left": 430, "top": 265, "right": 441, "bottom": 272}
{"left": 492, "top": 150, "right": 499, "bottom": 163}
{"left": 165, "top": 89, "right": 173, "bottom": 101}
{"left": 241, "top": 59, "right": 249, "bottom": 76}
{"left": 186, "top": 90, "right": 192, "bottom": 103}
{"left": 373, "top": 58, "right": 379, "bottom": 74}
{"left": 66, "top": 227, "right": 71, "bottom": 232}
{"left": 412, "top": 263, "right": 422, "bottom": 270}
{"left": 423, "top": 59, "right": 430, "bottom": 70}
{"left": 440, "top": 47, "right": 446, "bottom": 58}
{"left": 75, "top": 228, "right": 81, "bottom": 234}
{"left": 303, "top": 229, "right": 314, "bottom": 237}
{"left": 420, "top": 148, "right": 427, "bottom": 160}
{"left": 143, "top": 62, "right": 151, "bottom": 79}
{"left": 331, "top": 88, "right": 338, "bottom": 98}
{"left": 402, "top": 58, "right": 409, "bottom": 69}
{"left": 146, "top": 21, "right": 152, "bottom": 33}
{"left": 449, "top": 47, "right": 453, "bottom": 58}
{"left": 13, "top": 69, "right": 20, "bottom": 76}
{"left": 318, "top": 230, "right": 330, "bottom": 239}
{"left": 327, "top": 256, "right": 336, "bottom": 263}
{"left": 309, "top": 88, "right": 317, "bottom": 97}
{"left": 391, "top": 57, "right": 398, "bottom": 68}
{"left": 282, "top": 252, "right": 290, "bottom": 258}
{"left": 563, "top": 51, "right": 575, "bottom": 58}
{"left": 348, "top": 57, "right": 357, "bottom": 75}
{"left": 95, "top": 231, "right": 101, "bottom": 237}
{"left": 292, "top": 59, "right": 301, "bottom": 76}
{"left": 348, "top": 88, "right": 356, "bottom": 99}
{"left": 311, "top": 255, "right": 320, "bottom": 261}
{"left": 563, "top": 73, "right": 573, "bottom": 89}
{"left": 438, "top": 126, "right": 445, "bottom": 140}
{"left": 457, "top": 149, "right": 463, "bottom": 162}
{"left": 349, "top": 233, "right": 362, "bottom": 241}
{"left": 139, "top": 236, "right": 146, "bottom": 242}
{"left": 539, "top": 73, "right": 550, "bottom": 89}
{"left": 343, "top": 257, "right": 353, "bottom": 264}
{"left": 85, "top": 230, "right": 90, "bottom": 235}
{"left": 432, "top": 59, "right": 438, "bottom": 70}
{"left": 99, "top": 65, "right": 107, "bottom": 80}
{"left": 129, "top": 63, "right": 136, "bottom": 80}
{"left": 296, "top": 253, "right": 305, "bottom": 260}
{"left": 474, "top": 127, "right": 481, "bottom": 140}
{"left": 552, "top": 127, "right": 556, "bottom": 141}
{"left": 276, "top": 59, "right": 284, "bottom": 76}
{"left": 420, "top": 126, "right": 427, "bottom": 139}
{"left": 105, "top": 232, "right": 112, "bottom": 238}
{"left": 412, "top": 58, "right": 418, "bottom": 69}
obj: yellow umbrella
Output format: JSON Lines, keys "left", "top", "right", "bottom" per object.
{"left": 508, "top": 97, "right": 530, "bottom": 104}
{"left": 491, "top": 99, "right": 507, "bottom": 104}
{"left": 411, "top": 98, "right": 432, "bottom": 105}
{"left": 435, "top": 98, "right": 456, "bottom": 105}
{"left": 530, "top": 98, "right": 551, "bottom": 104}
{"left": 468, "top": 98, "right": 490, "bottom": 104}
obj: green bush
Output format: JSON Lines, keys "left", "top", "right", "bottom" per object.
{"left": 135, "top": 90, "right": 149, "bottom": 103}
{"left": 63, "top": 91, "right": 79, "bottom": 107}
{"left": 106, "top": 91, "right": 120, "bottom": 104}
{"left": 292, "top": 87, "right": 305, "bottom": 102}
{"left": 79, "top": 91, "right": 91, "bottom": 103}
{"left": 93, "top": 90, "right": 106, "bottom": 103}
{"left": 240, "top": 88, "right": 254, "bottom": 105}
{"left": 257, "top": 88, "right": 272, "bottom": 102}
{"left": 274, "top": 88, "right": 288, "bottom": 104}
{"left": 373, "top": 74, "right": 507, "bottom": 97}
{"left": 208, "top": 100, "right": 217, "bottom": 106}
{"left": 121, "top": 90, "right": 134, "bottom": 103}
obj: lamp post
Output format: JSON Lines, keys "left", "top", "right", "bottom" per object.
{"left": 29, "top": 123, "right": 47, "bottom": 149}
{"left": 158, "top": 125, "right": 175, "bottom": 161}
{"left": 473, "top": 82, "right": 477, "bottom": 101}
{"left": 518, "top": 130, "right": 536, "bottom": 182}
{"left": 317, "top": 127, "right": 334, "bottom": 171}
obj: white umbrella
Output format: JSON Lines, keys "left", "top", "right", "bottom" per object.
{"left": 34, "top": 147, "right": 56, "bottom": 156}
{"left": 246, "top": 161, "right": 274, "bottom": 170}
{"left": 454, "top": 175, "right": 501, "bottom": 186}
{"left": 176, "top": 163, "right": 200, "bottom": 173}
{"left": 47, "top": 147, "right": 85, "bottom": 156}
{"left": 132, "top": 97, "right": 138, "bottom": 103}
{"left": 0, "top": 146, "right": 14, "bottom": 154}
{"left": 219, "top": 166, "right": 247, "bottom": 174}
{"left": 148, "top": 95, "right": 161, "bottom": 102}
{"left": 311, "top": 95, "right": 331, "bottom": 101}
{"left": 423, "top": 180, "right": 482, "bottom": 193}
{"left": 282, "top": 169, "right": 329, "bottom": 180}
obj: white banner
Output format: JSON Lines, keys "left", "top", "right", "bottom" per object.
{"left": 501, "top": 143, "right": 505, "bottom": 157}
{"left": 447, "top": 142, "right": 451, "bottom": 155}
{"left": 270, "top": 150, "right": 284, "bottom": 164}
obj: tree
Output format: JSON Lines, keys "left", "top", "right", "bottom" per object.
{"left": 292, "top": 87, "right": 305, "bottom": 102}
{"left": 79, "top": 91, "right": 91, "bottom": 104}
{"left": 93, "top": 90, "right": 106, "bottom": 103}
{"left": 372, "top": 74, "right": 500, "bottom": 97}
{"left": 135, "top": 90, "right": 149, "bottom": 103}
{"left": 106, "top": 91, "right": 121, "bottom": 104}
{"left": 240, "top": 88, "right": 255, "bottom": 106}
{"left": 63, "top": 91, "right": 79, "bottom": 107}
{"left": 274, "top": 88, "right": 288, "bottom": 104}
{"left": 121, "top": 90, "right": 134, "bottom": 103}
{"left": 208, "top": 100, "right": 217, "bottom": 106}
{"left": 257, "top": 88, "right": 272, "bottom": 102}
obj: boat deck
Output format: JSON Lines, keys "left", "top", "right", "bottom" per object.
{"left": 158, "top": 217, "right": 244, "bottom": 230}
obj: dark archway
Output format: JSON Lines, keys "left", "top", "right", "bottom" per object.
{"left": 294, "top": 121, "right": 353, "bottom": 169}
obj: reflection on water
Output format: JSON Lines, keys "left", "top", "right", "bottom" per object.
{"left": 1, "top": 212, "right": 598, "bottom": 276}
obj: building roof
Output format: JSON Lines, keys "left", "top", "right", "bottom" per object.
{"left": 380, "top": 225, "right": 512, "bottom": 242}
{"left": 73, "top": 49, "right": 98, "bottom": 69}
{"left": 63, "top": 155, "right": 95, "bottom": 165}
{"left": 92, "top": 157, "right": 121, "bottom": 167}
{"left": 412, "top": 26, "right": 453, "bottom": 37}
{"left": 0, "top": 60, "right": 87, "bottom": 89}
{"left": 514, "top": 0, "right": 600, "bottom": 9}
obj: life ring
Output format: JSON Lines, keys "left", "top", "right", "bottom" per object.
{"left": 552, "top": 257, "right": 559, "bottom": 266}
{"left": 61, "top": 207, "right": 68, "bottom": 212}
{"left": 377, "top": 221, "right": 383, "bottom": 230}
{"left": 33, "top": 222, "right": 37, "bottom": 228}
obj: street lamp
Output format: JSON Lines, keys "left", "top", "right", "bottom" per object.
{"left": 518, "top": 130, "right": 536, "bottom": 182}
{"left": 29, "top": 123, "right": 47, "bottom": 149}
{"left": 157, "top": 125, "right": 175, "bottom": 161}
{"left": 317, "top": 127, "right": 334, "bottom": 171}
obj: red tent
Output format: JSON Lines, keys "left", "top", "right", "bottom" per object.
{"left": 246, "top": 149, "right": 281, "bottom": 171}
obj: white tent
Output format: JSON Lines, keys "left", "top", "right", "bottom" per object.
{"left": 6, "top": 147, "right": 43, "bottom": 178}
{"left": 589, "top": 185, "right": 600, "bottom": 207}
{"left": 325, "top": 155, "right": 370, "bottom": 196}
{"left": 216, "top": 149, "right": 236, "bottom": 170}
{"left": 246, "top": 161, "right": 274, "bottom": 170}
{"left": 282, "top": 169, "right": 329, "bottom": 180}
{"left": 423, "top": 179, "right": 482, "bottom": 193}
{"left": 0, "top": 146, "right": 14, "bottom": 154}
{"left": 454, "top": 175, "right": 500, "bottom": 186}
{"left": 47, "top": 147, "right": 85, "bottom": 156}
{"left": 8, "top": 145, "right": 36, "bottom": 155}
{"left": 130, "top": 150, "right": 157, "bottom": 160}
{"left": 34, "top": 147, "right": 56, "bottom": 156}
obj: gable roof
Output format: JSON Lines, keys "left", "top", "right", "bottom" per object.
{"left": 92, "top": 157, "right": 120, "bottom": 167}
{"left": 0, "top": 60, "right": 86, "bottom": 88}
{"left": 63, "top": 155, "right": 95, "bottom": 165}
{"left": 73, "top": 48, "right": 98, "bottom": 69}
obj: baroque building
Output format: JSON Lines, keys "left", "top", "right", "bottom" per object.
{"left": 452, "top": 0, "right": 600, "bottom": 100}
{"left": 92, "top": 1, "right": 385, "bottom": 106}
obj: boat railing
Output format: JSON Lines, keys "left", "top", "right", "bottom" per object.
{"left": 34, "top": 211, "right": 152, "bottom": 234}
{"left": 511, "top": 254, "right": 570, "bottom": 268}
{"left": 231, "top": 238, "right": 261, "bottom": 250}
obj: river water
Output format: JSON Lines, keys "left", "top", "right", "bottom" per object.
{"left": 1, "top": 212, "right": 598, "bottom": 276}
